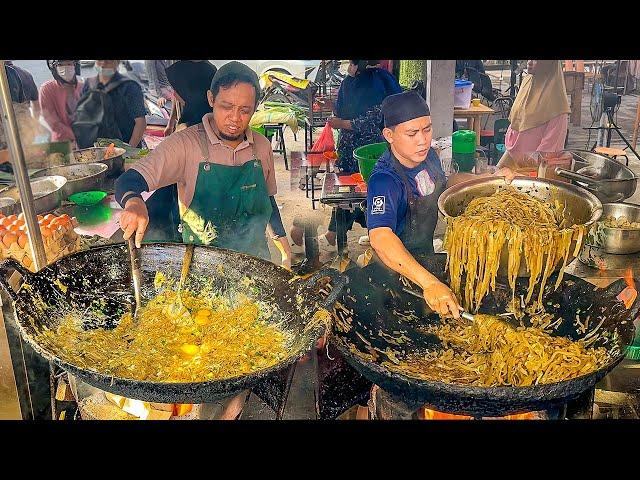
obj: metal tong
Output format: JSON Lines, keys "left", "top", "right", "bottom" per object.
{"left": 401, "top": 287, "right": 475, "bottom": 321}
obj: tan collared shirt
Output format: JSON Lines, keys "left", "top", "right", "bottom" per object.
{"left": 132, "top": 112, "right": 277, "bottom": 210}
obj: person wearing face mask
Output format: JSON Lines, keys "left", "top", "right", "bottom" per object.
{"left": 40, "top": 60, "right": 84, "bottom": 145}
{"left": 78, "top": 60, "right": 147, "bottom": 148}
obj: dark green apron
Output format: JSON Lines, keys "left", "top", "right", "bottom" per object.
{"left": 178, "top": 125, "right": 272, "bottom": 260}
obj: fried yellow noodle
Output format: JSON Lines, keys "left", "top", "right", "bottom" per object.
{"left": 35, "top": 283, "right": 292, "bottom": 382}
{"left": 443, "top": 186, "right": 585, "bottom": 312}
{"left": 383, "top": 314, "right": 609, "bottom": 387}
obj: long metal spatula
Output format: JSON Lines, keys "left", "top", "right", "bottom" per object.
{"left": 128, "top": 237, "right": 143, "bottom": 321}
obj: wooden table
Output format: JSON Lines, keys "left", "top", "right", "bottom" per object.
{"left": 453, "top": 103, "right": 496, "bottom": 145}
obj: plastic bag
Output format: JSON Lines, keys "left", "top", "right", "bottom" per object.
{"left": 311, "top": 122, "right": 335, "bottom": 153}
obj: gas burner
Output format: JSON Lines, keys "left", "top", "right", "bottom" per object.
{"left": 579, "top": 243, "right": 640, "bottom": 272}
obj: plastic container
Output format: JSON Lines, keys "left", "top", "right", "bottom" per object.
{"left": 452, "top": 130, "right": 477, "bottom": 172}
{"left": 454, "top": 79, "right": 474, "bottom": 109}
{"left": 452, "top": 152, "right": 476, "bottom": 173}
{"left": 353, "top": 142, "right": 388, "bottom": 183}
{"left": 452, "top": 130, "right": 476, "bottom": 154}
{"left": 68, "top": 190, "right": 107, "bottom": 206}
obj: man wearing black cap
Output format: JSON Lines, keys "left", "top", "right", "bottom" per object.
{"left": 364, "top": 90, "right": 464, "bottom": 420}
{"left": 367, "top": 90, "right": 462, "bottom": 319}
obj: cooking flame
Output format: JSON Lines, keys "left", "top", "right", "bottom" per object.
{"left": 420, "top": 408, "right": 536, "bottom": 420}
{"left": 617, "top": 268, "right": 637, "bottom": 309}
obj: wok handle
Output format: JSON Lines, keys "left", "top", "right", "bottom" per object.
{"left": 301, "top": 267, "right": 348, "bottom": 310}
{"left": 0, "top": 258, "right": 34, "bottom": 302}
{"left": 555, "top": 167, "right": 600, "bottom": 187}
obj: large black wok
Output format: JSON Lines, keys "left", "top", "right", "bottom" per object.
{"left": 331, "top": 254, "right": 638, "bottom": 417}
{"left": 0, "top": 243, "right": 344, "bottom": 404}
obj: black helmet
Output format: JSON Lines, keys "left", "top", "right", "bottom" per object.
{"left": 46, "top": 60, "right": 81, "bottom": 82}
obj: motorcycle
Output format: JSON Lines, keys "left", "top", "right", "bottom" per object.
{"left": 260, "top": 70, "right": 317, "bottom": 107}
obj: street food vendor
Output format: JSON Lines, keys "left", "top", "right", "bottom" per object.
{"left": 115, "top": 61, "right": 292, "bottom": 268}
{"left": 366, "top": 91, "right": 462, "bottom": 319}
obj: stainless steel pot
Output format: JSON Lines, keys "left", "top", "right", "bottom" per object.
{"left": 70, "top": 146, "right": 126, "bottom": 178}
{"left": 583, "top": 202, "right": 640, "bottom": 254}
{"left": 0, "top": 175, "right": 68, "bottom": 216}
{"left": 554, "top": 150, "right": 637, "bottom": 203}
{"left": 438, "top": 176, "right": 603, "bottom": 277}
{"left": 30, "top": 163, "right": 108, "bottom": 200}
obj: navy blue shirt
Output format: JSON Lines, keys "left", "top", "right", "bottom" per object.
{"left": 366, "top": 147, "right": 444, "bottom": 237}
{"left": 82, "top": 72, "right": 146, "bottom": 146}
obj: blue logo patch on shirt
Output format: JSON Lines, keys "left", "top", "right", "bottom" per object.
{"left": 371, "top": 196, "right": 386, "bottom": 214}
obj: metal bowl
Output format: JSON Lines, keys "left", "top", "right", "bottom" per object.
{"left": 554, "top": 150, "right": 637, "bottom": 203}
{"left": 438, "top": 176, "right": 603, "bottom": 277}
{"left": 584, "top": 202, "right": 640, "bottom": 255}
{"left": 0, "top": 175, "right": 68, "bottom": 216}
{"left": 30, "top": 163, "right": 108, "bottom": 200}
{"left": 70, "top": 146, "right": 126, "bottom": 178}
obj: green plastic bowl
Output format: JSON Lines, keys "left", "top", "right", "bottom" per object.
{"left": 68, "top": 190, "right": 108, "bottom": 206}
{"left": 353, "top": 142, "right": 388, "bottom": 183}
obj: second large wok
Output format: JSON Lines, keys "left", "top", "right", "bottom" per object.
{"left": 330, "top": 254, "right": 638, "bottom": 417}
{"left": 0, "top": 243, "right": 344, "bottom": 404}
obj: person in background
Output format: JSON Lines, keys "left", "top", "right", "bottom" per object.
{"left": 495, "top": 60, "right": 570, "bottom": 181}
{"left": 40, "top": 60, "right": 84, "bottom": 145}
{"left": 145, "top": 60, "right": 174, "bottom": 108}
{"left": 80, "top": 60, "right": 147, "bottom": 148}
{"left": 455, "top": 59, "right": 485, "bottom": 78}
{"left": 164, "top": 60, "right": 218, "bottom": 136}
{"left": 5, "top": 60, "right": 40, "bottom": 119}
{"left": 1, "top": 62, "right": 29, "bottom": 162}
{"left": 1, "top": 62, "right": 44, "bottom": 155}
{"left": 289, "top": 60, "right": 402, "bottom": 252}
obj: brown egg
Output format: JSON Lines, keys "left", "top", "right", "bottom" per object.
{"left": 2, "top": 232, "right": 17, "bottom": 247}
{"left": 17, "top": 234, "right": 27, "bottom": 249}
{"left": 40, "top": 226, "right": 52, "bottom": 238}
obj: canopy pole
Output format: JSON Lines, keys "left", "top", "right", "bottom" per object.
{"left": 0, "top": 60, "right": 47, "bottom": 271}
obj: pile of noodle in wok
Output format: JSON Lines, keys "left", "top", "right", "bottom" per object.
{"left": 35, "top": 275, "right": 293, "bottom": 382}
{"left": 384, "top": 314, "right": 610, "bottom": 387}
{"left": 443, "top": 186, "right": 586, "bottom": 313}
